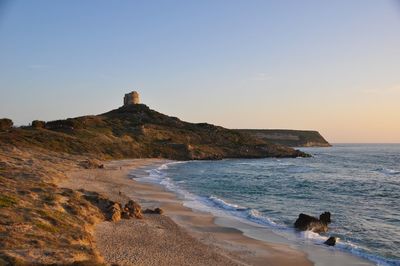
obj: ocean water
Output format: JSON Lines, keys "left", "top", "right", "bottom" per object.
{"left": 143, "top": 144, "right": 400, "bottom": 266}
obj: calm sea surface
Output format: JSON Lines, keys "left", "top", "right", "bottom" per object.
{"left": 145, "top": 144, "right": 400, "bottom": 266}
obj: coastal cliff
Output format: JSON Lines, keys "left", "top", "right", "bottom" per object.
{"left": 236, "top": 129, "right": 331, "bottom": 147}
{"left": 0, "top": 104, "right": 309, "bottom": 160}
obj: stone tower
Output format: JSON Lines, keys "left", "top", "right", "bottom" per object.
{"left": 124, "top": 91, "right": 140, "bottom": 106}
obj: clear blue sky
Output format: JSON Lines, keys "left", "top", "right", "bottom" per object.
{"left": 1, "top": 0, "right": 399, "bottom": 142}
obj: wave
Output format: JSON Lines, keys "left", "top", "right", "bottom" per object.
{"left": 208, "top": 196, "right": 247, "bottom": 211}
{"left": 301, "top": 230, "right": 399, "bottom": 266}
{"left": 207, "top": 196, "right": 278, "bottom": 227}
{"left": 375, "top": 168, "right": 400, "bottom": 176}
{"left": 135, "top": 162, "right": 400, "bottom": 266}
{"left": 133, "top": 161, "right": 188, "bottom": 183}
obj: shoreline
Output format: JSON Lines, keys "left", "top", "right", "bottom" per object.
{"left": 129, "top": 160, "right": 375, "bottom": 266}
{"left": 61, "top": 159, "right": 374, "bottom": 265}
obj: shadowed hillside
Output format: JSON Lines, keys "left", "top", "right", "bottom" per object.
{"left": 0, "top": 104, "right": 309, "bottom": 160}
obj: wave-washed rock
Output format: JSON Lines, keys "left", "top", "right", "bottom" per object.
{"left": 324, "top": 236, "right": 338, "bottom": 246}
{"left": 294, "top": 212, "right": 331, "bottom": 233}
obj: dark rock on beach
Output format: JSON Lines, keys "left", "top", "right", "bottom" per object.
{"left": 294, "top": 212, "right": 331, "bottom": 233}
{"left": 108, "top": 202, "right": 122, "bottom": 222}
{"left": 324, "top": 236, "right": 337, "bottom": 246}
{"left": 79, "top": 159, "right": 104, "bottom": 169}
{"left": 143, "top": 207, "right": 164, "bottom": 215}
{"left": 125, "top": 200, "right": 143, "bottom": 219}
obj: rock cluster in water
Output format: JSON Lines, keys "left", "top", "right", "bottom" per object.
{"left": 294, "top": 212, "right": 339, "bottom": 246}
{"left": 294, "top": 211, "right": 331, "bottom": 233}
{"left": 324, "top": 236, "right": 338, "bottom": 246}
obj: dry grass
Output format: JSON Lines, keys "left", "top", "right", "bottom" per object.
{"left": 0, "top": 144, "right": 107, "bottom": 265}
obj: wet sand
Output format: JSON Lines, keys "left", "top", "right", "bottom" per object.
{"left": 61, "top": 159, "right": 374, "bottom": 266}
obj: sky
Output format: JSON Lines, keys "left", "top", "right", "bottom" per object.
{"left": 0, "top": 0, "right": 399, "bottom": 143}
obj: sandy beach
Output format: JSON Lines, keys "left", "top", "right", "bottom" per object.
{"left": 60, "top": 159, "right": 311, "bottom": 265}
{"left": 60, "top": 159, "right": 374, "bottom": 266}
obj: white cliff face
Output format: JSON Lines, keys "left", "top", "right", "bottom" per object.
{"left": 124, "top": 91, "right": 140, "bottom": 106}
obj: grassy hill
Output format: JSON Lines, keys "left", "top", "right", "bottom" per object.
{"left": 0, "top": 104, "right": 309, "bottom": 160}
{"left": 236, "top": 129, "right": 331, "bottom": 147}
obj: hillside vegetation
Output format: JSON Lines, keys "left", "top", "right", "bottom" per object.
{"left": 0, "top": 104, "right": 309, "bottom": 160}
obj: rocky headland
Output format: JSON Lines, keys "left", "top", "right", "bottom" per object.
{"left": 236, "top": 129, "right": 331, "bottom": 147}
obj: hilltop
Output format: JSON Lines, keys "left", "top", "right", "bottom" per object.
{"left": 0, "top": 104, "right": 309, "bottom": 160}
{"left": 236, "top": 129, "right": 331, "bottom": 147}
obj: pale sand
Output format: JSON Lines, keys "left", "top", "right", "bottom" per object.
{"left": 60, "top": 159, "right": 374, "bottom": 266}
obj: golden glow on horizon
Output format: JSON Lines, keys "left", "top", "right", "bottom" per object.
{"left": 179, "top": 83, "right": 400, "bottom": 143}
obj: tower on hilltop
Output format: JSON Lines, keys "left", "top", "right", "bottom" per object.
{"left": 124, "top": 91, "right": 140, "bottom": 106}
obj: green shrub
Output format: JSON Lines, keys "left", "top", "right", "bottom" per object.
{"left": 32, "top": 120, "right": 46, "bottom": 128}
{"left": 0, "top": 118, "right": 13, "bottom": 130}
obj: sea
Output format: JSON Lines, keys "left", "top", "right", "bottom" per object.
{"left": 141, "top": 144, "right": 400, "bottom": 266}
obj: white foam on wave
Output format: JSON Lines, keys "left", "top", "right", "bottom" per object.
{"left": 158, "top": 164, "right": 169, "bottom": 170}
{"left": 339, "top": 242, "right": 398, "bottom": 266}
{"left": 301, "top": 230, "right": 328, "bottom": 243}
{"left": 137, "top": 162, "right": 208, "bottom": 212}
{"left": 246, "top": 208, "right": 279, "bottom": 227}
{"left": 376, "top": 167, "right": 400, "bottom": 175}
{"left": 206, "top": 196, "right": 279, "bottom": 227}
{"left": 208, "top": 196, "right": 247, "bottom": 211}
{"left": 300, "top": 232, "right": 400, "bottom": 266}
{"left": 300, "top": 231, "right": 400, "bottom": 266}
{"left": 134, "top": 161, "right": 187, "bottom": 183}
{"left": 236, "top": 162, "right": 258, "bottom": 166}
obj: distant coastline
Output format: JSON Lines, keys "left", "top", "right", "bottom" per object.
{"left": 236, "top": 129, "right": 331, "bottom": 147}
